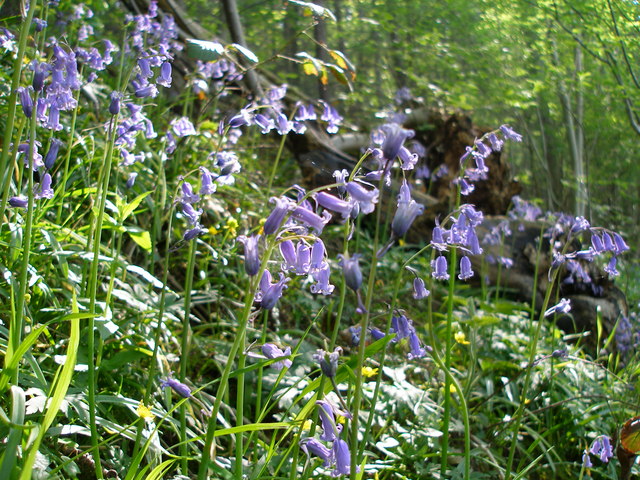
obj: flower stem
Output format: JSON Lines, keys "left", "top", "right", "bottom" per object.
{"left": 179, "top": 239, "right": 197, "bottom": 474}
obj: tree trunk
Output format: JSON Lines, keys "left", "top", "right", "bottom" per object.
{"left": 552, "top": 38, "right": 586, "bottom": 216}
{"left": 220, "top": 0, "right": 263, "bottom": 99}
{"left": 314, "top": 0, "right": 330, "bottom": 102}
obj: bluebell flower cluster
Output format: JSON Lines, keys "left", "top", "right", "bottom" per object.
{"left": 390, "top": 313, "right": 430, "bottom": 359}
{"left": 429, "top": 204, "right": 484, "bottom": 282}
{"left": 225, "top": 84, "right": 343, "bottom": 136}
{"left": 300, "top": 397, "right": 357, "bottom": 477}
{"left": 191, "top": 59, "right": 242, "bottom": 99}
{"left": 582, "top": 434, "right": 614, "bottom": 467}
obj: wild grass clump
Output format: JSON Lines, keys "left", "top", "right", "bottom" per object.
{"left": 0, "top": 2, "right": 638, "bottom": 480}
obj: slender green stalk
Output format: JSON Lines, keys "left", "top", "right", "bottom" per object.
{"left": 265, "top": 130, "right": 289, "bottom": 199}
{"left": 198, "top": 241, "right": 276, "bottom": 479}
{"left": 10, "top": 89, "right": 40, "bottom": 384}
{"left": 55, "top": 85, "right": 82, "bottom": 224}
{"left": 133, "top": 200, "right": 175, "bottom": 461}
{"left": 440, "top": 245, "right": 458, "bottom": 476}
{"left": 0, "top": 118, "right": 25, "bottom": 225}
{"left": 0, "top": 1, "right": 36, "bottom": 224}
{"left": 235, "top": 327, "right": 247, "bottom": 478}
{"left": 85, "top": 114, "right": 119, "bottom": 480}
{"left": 349, "top": 176, "right": 385, "bottom": 479}
{"left": 179, "top": 240, "right": 197, "bottom": 475}
{"left": 504, "top": 267, "right": 561, "bottom": 480}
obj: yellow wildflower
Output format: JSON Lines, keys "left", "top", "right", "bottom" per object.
{"left": 454, "top": 331, "right": 470, "bottom": 345}
{"left": 361, "top": 366, "right": 379, "bottom": 378}
{"left": 224, "top": 218, "right": 239, "bottom": 237}
{"left": 208, "top": 225, "right": 219, "bottom": 236}
{"left": 136, "top": 401, "right": 155, "bottom": 421}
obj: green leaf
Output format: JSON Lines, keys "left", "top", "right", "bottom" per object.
{"left": 19, "top": 295, "right": 81, "bottom": 480}
{"left": 288, "top": 0, "right": 336, "bottom": 21}
{"left": 120, "top": 191, "right": 152, "bottom": 223}
{"left": 0, "top": 386, "right": 25, "bottom": 478}
{"left": 143, "top": 460, "right": 177, "bottom": 480}
{"left": 186, "top": 39, "right": 224, "bottom": 61}
{"left": 229, "top": 43, "right": 258, "bottom": 63}
{"left": 126, "top": 228, "right": 152, "bottom": 252}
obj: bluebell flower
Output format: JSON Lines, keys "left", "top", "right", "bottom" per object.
{"left": 18, "top": 142, "right": 44, "bottom": 170}
{"left": 570, "top": 216, "right": 590, "bottom": 233}
{"left": 349, "top": 326, "right": 361, "bottom": 346}
{"left": 237, "top": 234, "right": 261, "bottom": 276}
{"left": 34, "top": 173, "right": 54, "bottom": 199}
{"left": 591, "top": 233, "right": 605, "bottom": 254}
{"left": 17, "top": 87, "right": 33, "bottom": 118}
{"left": 180, "top": 202, "right": 203, "bottom": 229}
{"left": 589, "top": 435, "right": 614, "bottom": 463}
{"left": 179, "top": 181, "right": 200, "bottom": 204}
{"left": 332, "top": 438, "right": 352, "bottom": 476}
{"left": 582, "top": 449, "right": 593, "bottom": 468}
{"left": 295, "top": 102, "right": 317, "bottom": 121}
{"left": 457, "top": 177, "right": 475, "bottom": 196}
{"left": 275, "top": 112, "right": 292, "bottom": 135}
{"left": 319, "top": 100, "right": 342, "bottom": 134}
{"left": 613, "top": 233, "right": 630, "bottom": 255}
{"left": 126, "top": 172, "right": 138, "bottom": 189}
{"left": 413, "top": 277, "right": 430, "bottom": 299}
{"left": 458, "top": 256, "right": 474, "bottom": 280}
{"left": 464, "top": 224, "right": 481, "bottom": 253}
{"left": 391, "top": 314, "right": 413, "bottom": 340}
{"left": 183, "top": 227, "right": 205, "bottom": 241}
{"left": 379, "top": 123, "right": 414, "bottom": 163}
{"left": 315, "top": 191, "right": 354, "bottom": 219}
{"left": 345, "top": 181, "right": 378, "bottom": 215}
{"left": 213, "top": 151, "right": 241, "bottom": 185}
{"left": 281, "top": 240, "right": 311, "bottom": 275}
{"left": 279, "top": 239, "right": 296, "bottom": 271}
{"left": 199, "top": 167, "right": 217, "bottom": 195}
{"left": 44, "top": 138, "right": 63, "bottom": 170}
{"left": 299, "top": 438, "right": 332, "bottom": 467}
{"left": 310, "top": 264, "right": 334, "bottom": 295}
{"left": 255, "top": 270, "right": 289, "bottom": 310}
{"left": 31, "top": 61, "right": 48, "bottom": 92}
{"left": 544, "top": 298, "right": 571, "bottom": 317}
{"left": 489, "top": 132, "right": 503, "bottom": 151}
{"left": 398, "top": 145, "right": 418, "bottom": 170}
{"left": 157, "top": 61, "right": 172, "bottom": 87}
{"left": 9, "top": 196, "right": 28, "bottom": 208}
{"left": 500, "top": 125, "right": 523, "bottom": 142}
{"left": 313, "top": 348, "right": 342, "bottom": 379}
{"left": 261, "top": 343, "right": 292, "bottom": 370}
{"left": 161, "top": 377, "right": 192, "bottom": 398}
{"left": 431, "top": 224, "right": 449, "bottom": 252}
{"left": 407, "top": 331, "right": 427, "bottom": 359}
{"left": 338, "top": 253, "right": 363, "bottom": 292}
{"left": 310, "top": 238, "right": 326, "bottom": 270}
{"left": 263, "top": 196, "right": 292, "bottom": 235}
{"left": 604, "top": 256, "right": 619, "bottom": 277}
{"left": 370, "top": 327, "right": 386, "bottom": 341}
{"left": 602, "top": 232, "right": 615, "bottom": 251}
{"left": 171, "top": 117, "right": 197, "bottom": 137}
{"left": 391, "top": 181, "right": 424, "bottom": 238}
{"left": 134, "top": 83, "right": 158, "bottom": 98}
{"left": 290, "top": 205, "right": 331, "bottom": 234}
{"left": 475, "top": 140, "right": 492, "bottom": 158}
{"left": 431, "top": 255, "right": 449, "bottom": 281}
{"left": 254, "top": 113, "right": 274, "bottom": 134}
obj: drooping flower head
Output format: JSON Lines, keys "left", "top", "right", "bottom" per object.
{"left": 237, "top": 234, "right": 261, "bottom": 276}
{"left": 161, "top": 377, "right": 191, "bottom": 398}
